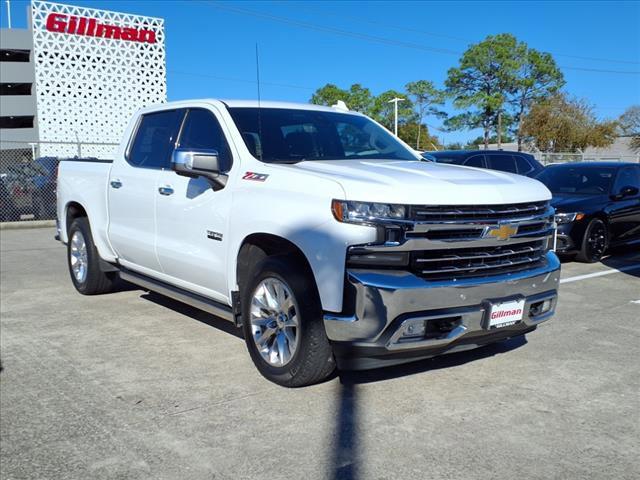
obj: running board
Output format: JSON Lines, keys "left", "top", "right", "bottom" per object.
{"left": 119, "top": 269, "right": 234, "bottom": 322}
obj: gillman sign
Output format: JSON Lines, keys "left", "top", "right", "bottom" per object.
{"left": 45, "top": 13, "right": 157, "bottom": 44}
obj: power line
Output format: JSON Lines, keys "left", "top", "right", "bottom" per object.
{"left": 205, "top": 1, "right": 640, "bottom": 75}
{"left": 168, "top": 69, "right": 316, "bottom": 91}
{"left": 284, "top": 2, "right": 640, "bottom": 66}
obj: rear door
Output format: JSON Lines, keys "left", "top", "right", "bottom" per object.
{"left": 154, "top": 106, "right": 235, "bottom": 303}
{"left": 107, "top": 109, "right": 184, "bottom": 275}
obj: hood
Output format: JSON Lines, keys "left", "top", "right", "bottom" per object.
{"left": 550, "top": 193, "right": 607, "bottom": 212}
{"left": 289, "top": 159, "right": 551, "bottom": 205}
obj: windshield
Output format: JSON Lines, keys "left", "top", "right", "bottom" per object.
{"left": 536, "top": 166, "right": 615, "bottom": 194}
{"left": 227, "top": 107, "right": 418, "bottom": 163}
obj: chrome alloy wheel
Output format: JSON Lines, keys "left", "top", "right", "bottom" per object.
{"left": 250, "top": 277, "right": 299, "bottom": 367}
{"left": 70, "top": 230, "right": 88, "bottom": 283}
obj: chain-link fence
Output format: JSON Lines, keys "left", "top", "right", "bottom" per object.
{"left": 532, "top": 152, "right": 640, "bottom": 165}
{"left": 0, "top": 141, "right": 118, "bottom": 222}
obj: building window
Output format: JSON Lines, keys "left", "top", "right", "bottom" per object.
{"left": 0, "top": 49, "right": 31, "bottom": 62}
{"left": 0, "top": 83, "right": 32, "bottom": 95}
{"left": 0, "top": 116, "right": 35, "bottom": 129}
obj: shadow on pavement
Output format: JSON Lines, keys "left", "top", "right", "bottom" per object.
{"left": 329, "top": 380, "right": 359, "bottom": 480}
{"left": 601, "top": 247, "right": 640, "bottom": 279}
{"left": 139, "top": 291, "right": 244, "bottom": 340}
{"left": 340, "top": 334, "right": 528, "bottom": 385}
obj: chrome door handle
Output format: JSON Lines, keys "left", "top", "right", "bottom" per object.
{"left": 110, "top": 179, "right": 123, "bottom": 189}
{"left": 158, "top": 186, "right": 174, "bottom": 196}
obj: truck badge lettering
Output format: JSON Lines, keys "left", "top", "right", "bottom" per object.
{"left": 207, "top": 231, "right": 223, "bottom": 241}
{"left": 242, "top": 172, "right": 269, "bottom": 182}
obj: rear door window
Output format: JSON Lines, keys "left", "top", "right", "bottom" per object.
{"left": 515, "top": 155, "right": 534, "bottom": 175}
{"left": 487, "top": 154, "right": 518, "bottom": 173}
{"left": 128, "top": 110, "right": 185, "bottom": 170}
{"left": 464, "top": 155, "right": 484, "bottom": 168}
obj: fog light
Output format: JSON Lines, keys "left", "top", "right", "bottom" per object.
{"left": 530, "top": 299, "right": 553, "bottom": 317}
{"left": 401, "top": 320, "right": 426, "bottom": 338}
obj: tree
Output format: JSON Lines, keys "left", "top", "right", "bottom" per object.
{"left": 370, "top": 89, "right": 416, "bottom": 130}
{"left": 445, "top": 33, "right": 522, "bottom": 149}
{"left": 619, "top": 105, "right": 640, "bottom": 151}
{"left": 466, "top": 133, "right": 515, "bottom": 149}
{"left": 512, "top": 48, "right": 564, "bottom": 150}
{"left": 310, "top": 83, "right": 349, "bottom": 107}
{"left": 521, "top": 94, "right": 618, "bottom": 152}
{"left": 310, "top": 83, "right": 374, "bottom": 114}
{"left": 346, "top": 84, "right": 374, "bottom": 113}
{"left": 397, "top": 122, "right": 441, "bottom": 150}
{"left": 405, "top": 80, "right": 446, "bottom": 150}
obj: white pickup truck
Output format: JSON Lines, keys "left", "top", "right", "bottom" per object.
{"left": 57, "top": 99, "right": 560, "bottom": 386}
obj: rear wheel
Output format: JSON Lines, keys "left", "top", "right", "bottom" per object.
{"left": 67, "top": 217, "right": 115, "bottom": 294}
{"left": 576, "top": 218, "right": 608, "bottom": 263}
{"left": 241, "top": 256, "right": 335, "bottom": 387}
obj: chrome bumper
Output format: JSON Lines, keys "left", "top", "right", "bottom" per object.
{"left": 324, "top": 252, "right": 560, "bottom": 367}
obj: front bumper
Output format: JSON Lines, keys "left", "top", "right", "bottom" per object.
{"left": 324, "top": 251, "right": 561, "bottom": 369}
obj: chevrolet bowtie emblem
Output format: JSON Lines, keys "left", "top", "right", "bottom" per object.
{"left": 485, "top": 224, "right": 518, "bottom": 241}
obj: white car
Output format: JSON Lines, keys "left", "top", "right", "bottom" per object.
{"left": 56, "top": 99, "right": 560, "bottom": 386}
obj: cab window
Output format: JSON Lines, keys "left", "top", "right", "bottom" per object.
{"left": 128, "top": 110, "right": 184, "bottom": 169}
{"left": 178, "top": 109, "right": 233, "bottom": 172}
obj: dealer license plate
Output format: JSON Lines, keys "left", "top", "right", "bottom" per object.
{"left": 488, "top": 299, "right": 525, "bottom": 329}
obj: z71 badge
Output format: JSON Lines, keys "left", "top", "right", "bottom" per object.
{"left": 242, "top": 171, "right": 269, "bottom": 182}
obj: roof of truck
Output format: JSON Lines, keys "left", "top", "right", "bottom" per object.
{"left": 142, "top": 99, "right": 358, "bottom": 114}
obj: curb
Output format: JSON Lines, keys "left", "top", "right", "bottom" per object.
{"left": 0, "top": 220, "right": 56, "bottom": 230}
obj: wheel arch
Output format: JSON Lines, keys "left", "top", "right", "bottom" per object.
{"left": 235, "top": 233, "right": 318, "bottom": 297}
{"left": 65, "top": 201, "right": 88, "bottom": 235}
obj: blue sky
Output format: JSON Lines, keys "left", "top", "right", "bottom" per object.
{"left": 2, "top": 0, "right": 639, "bottom": 144}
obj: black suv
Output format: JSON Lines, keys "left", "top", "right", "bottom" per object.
{"left": 422, "top": 150, "right": 544, "bottom": 178}
{"left": 536, "top": 162, "right": 640, "bottom": 262}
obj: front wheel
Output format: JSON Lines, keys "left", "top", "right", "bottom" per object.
{"left": 67, "top": 217, "right": 115, "bottom": 295}
{"left": 576, "top": 218, "right": 608, "bottom": 263}
{"left": 241, "top": 256, "right": 335, "bottom": 387}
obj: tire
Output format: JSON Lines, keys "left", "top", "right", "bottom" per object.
{"left": 241, "top": 256, "right": 335, "bottom": 387}
{"left": 67, "top": 217, "right": 115, "bottom": 295}
{"left": 576, "top": 218, "right": 608, "bottom": 263}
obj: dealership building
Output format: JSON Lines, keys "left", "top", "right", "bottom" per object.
{"left": 0, "top": 0, "right": 166, "bottom": 159}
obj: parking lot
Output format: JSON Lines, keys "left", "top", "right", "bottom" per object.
{"left": 0, "top": 227, "right": 638, "bottom": 480}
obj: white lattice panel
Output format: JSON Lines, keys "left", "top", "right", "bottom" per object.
{"left": 31, "top": 1, "right": 166, "bottom": 158}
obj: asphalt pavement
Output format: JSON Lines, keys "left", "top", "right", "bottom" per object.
{"left": 1, "top": 228, "right": 638, "bottom": 480}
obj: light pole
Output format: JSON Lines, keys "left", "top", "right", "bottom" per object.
{"left": 5, "top": 0, "right": 12, "bottom": 28}
{"left": 388, "top": 97, "right": 405, "bottom": 136}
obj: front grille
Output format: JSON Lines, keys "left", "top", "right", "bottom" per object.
{"left": 411, "top": 240, "right": 547, "bottom": 281}
{"left": 409, "top": 201, "right": 549, "bottom": 223}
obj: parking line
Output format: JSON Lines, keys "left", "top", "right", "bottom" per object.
{"left": 560, "top": 264, "right": 640, "bottom": 284}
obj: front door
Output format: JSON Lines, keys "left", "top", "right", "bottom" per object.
{"left": 107, "top": 108, "right": 184, "bottom": 275}
{"left": 609, "top": 166, "right": 640, "bottom": 244}
{"left": 155, "top": 107, "right": 235, "bottom": 303}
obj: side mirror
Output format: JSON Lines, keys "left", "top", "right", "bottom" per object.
{"left": 612, "top": 185, "right": 639, "bottom": 200}
{"left": 172, "top": 148, "right": 227, "bottom": 189}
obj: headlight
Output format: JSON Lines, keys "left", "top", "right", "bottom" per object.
{"left": 555, "top": 212, "right": 585, "bottom": 224}
{"left": 332, "top": 200, "right": 407, "bottom": 225}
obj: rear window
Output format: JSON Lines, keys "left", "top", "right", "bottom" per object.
{"left": 515, "top": 155, "right": 533, "bottom": 174}
{"left": 128, "top": 110, "right": 184, "bottom": 170}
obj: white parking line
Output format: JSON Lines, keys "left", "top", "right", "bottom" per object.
{"left": 560, "top": 264, "right": 640, "bottom": 284}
